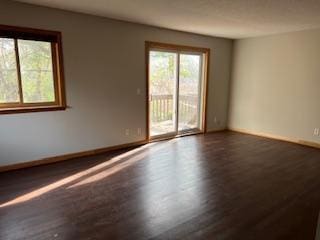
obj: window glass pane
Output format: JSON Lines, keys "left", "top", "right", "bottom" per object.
{"left": 179, "top": 54, "right": 202, "bottom": 131}
{"left": 18, "top": 40, "right": 55, "bottom": 103}
{"left": 149, "top": 51, "right": 177, "bottom": 137}
{"left": 0, "top": 38, "right": 20, "bottom": 103}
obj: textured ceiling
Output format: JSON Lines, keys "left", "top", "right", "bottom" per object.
{"left": 16, "top": 0, "right": 320, "bottom": 39}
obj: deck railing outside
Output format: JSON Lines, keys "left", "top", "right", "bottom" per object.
{"left": 150, "top": 94, "right": 198, "bottom": 123}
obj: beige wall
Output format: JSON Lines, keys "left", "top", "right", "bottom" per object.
{"left": 229, "top": 29, "right": 320, "bottom": 144}
{"left": 0, "top": 0, "right": 233, "bottom": 166}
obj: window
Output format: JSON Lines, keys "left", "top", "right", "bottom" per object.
{"left": 0, "top": 25, "right": 66, "bottom": 114}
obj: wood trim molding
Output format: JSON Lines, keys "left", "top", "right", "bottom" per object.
{"left": 145, "top": 42, "right": 150, "bottom": 140}
{"left": 205, "top": 128, "right": 228, "bottom": 134}
{"left": 298, "top": 140, "right": 320, "bottom": 149}
{"left": 0, "top": 24, "right": 60, "bottom": 42}
{"left": 2, "top": 128, "right": 318, "bottom": 173}
{"left": 0, "top": 140, "right": 148, "bottom": 173}
{"left": 229, "top": 127, "right": 320, "bottom": 150}
{"left": 203, "top": 48, "right": 210, "bottom": 133}
{"left": 145, "top": 41, "right": 210, "bottom": 53}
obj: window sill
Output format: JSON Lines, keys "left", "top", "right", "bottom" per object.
{"left": 0, "top": 105, "right": 67, "bottom": 114}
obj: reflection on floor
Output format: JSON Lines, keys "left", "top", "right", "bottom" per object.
{"left": 1, "top": 131, "right": 320, "bottom": 239}
{"left": 150, "top": 120, "right": 196, "bottom": 136}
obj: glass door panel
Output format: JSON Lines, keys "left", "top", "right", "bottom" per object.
{"left": 178, "top": 53, "right": 203, "bottom": 132}
{"left": 149, "top": 50, "right": 177, "bottom": 138}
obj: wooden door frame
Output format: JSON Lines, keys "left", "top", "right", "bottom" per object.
{"left": 145, "top": 41, "right": 210, "bottom": 141}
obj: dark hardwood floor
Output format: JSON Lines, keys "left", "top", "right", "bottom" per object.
{"left": 1, "top": 131, "right": 320, "bottom": 240}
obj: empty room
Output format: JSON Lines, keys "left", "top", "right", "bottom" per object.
{"left": 1, "top": 0, "right": 320, "bottom": 239}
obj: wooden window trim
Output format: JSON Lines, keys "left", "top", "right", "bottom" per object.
{"left": 145, "top": 41, "right": 210, "bottom": 140}
{"left": 0, "top": 24, "right": 66, "bottom": 114}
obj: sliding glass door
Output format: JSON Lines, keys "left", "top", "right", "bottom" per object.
{"left": 148, "top": 43, "right": 208, "bottom": 139}
{"left": 178, "top": 53, "right": 203, "bottom": 133}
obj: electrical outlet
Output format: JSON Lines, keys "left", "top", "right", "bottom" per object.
{"left": 125, "top": 129, "right": 130, "bottom": 136}
{"left": 314, "top": 128, "right": 319, "bottom": 136}
{"left": 137, "top": 128, "right": 142, "bottom": 135}
{"left": 136, "top": 88, "right": 141, "bottom": 95}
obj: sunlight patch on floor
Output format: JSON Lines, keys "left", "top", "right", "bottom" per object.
{"left": 0, "top": 138, "right": 183, "bottom": 208}
{"left": 0, "top": 143, "right": 157, "bottom": 208}
{"left": 67, "top": 138, "right": 180, "bottom": 188}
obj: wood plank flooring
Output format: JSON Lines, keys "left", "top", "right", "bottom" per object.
{"left": 1, "top": 131, "right": 320, "bottom": 240}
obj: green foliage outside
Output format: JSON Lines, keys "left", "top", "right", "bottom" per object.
{"left": 0, "top": 38, "right": 55, "bottom": 104}
{"left": 19, "top": 40, "right": 55, "bottom": 103}
{"left": 150, "top": 51, "right": 176, "bottom": 95}
{"left": 150, "top": 51, "right": 200, "bottom": 124}
{"left": 0, "top": 38, "right": 19, "bottom": 103}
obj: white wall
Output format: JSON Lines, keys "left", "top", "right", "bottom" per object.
{"left": 229, "top": 29, "right": 320, "bottom": 144}
{"left": 0, "top": 0, "right": 233, "bottom": 166}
